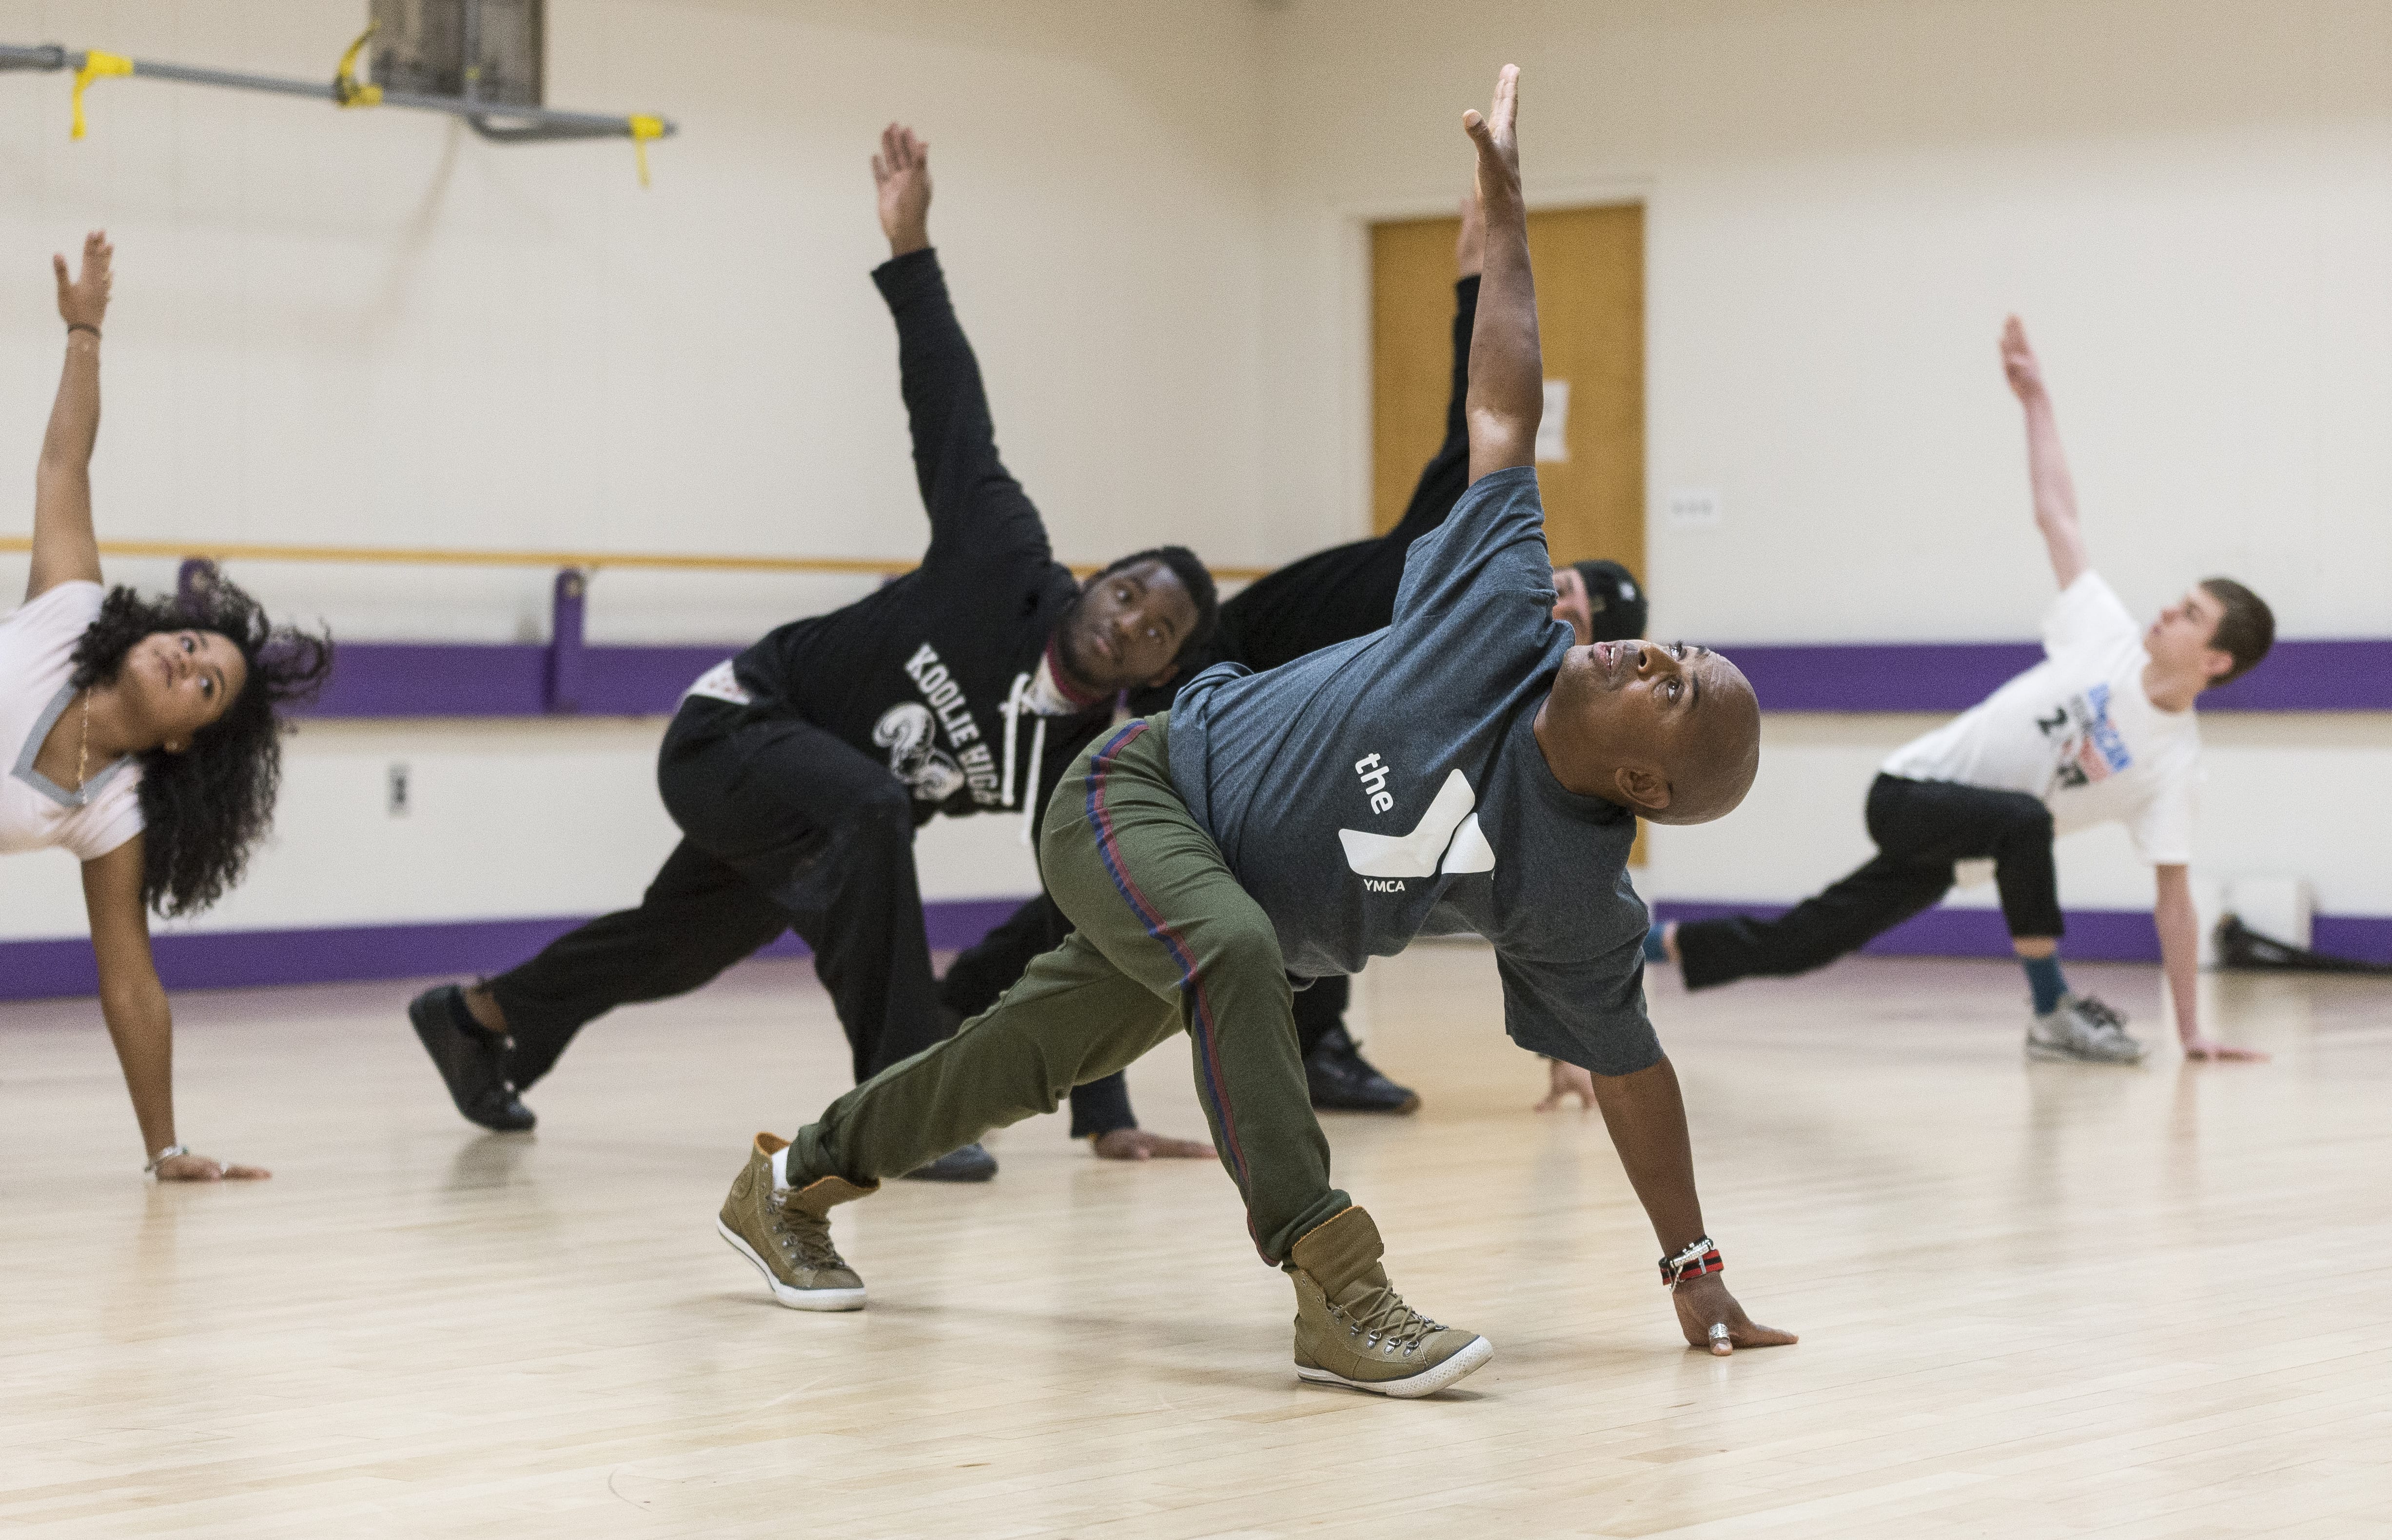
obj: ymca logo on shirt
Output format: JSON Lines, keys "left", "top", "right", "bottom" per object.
{"left": 2037, "top": 682, "right": 2134, "bottom": 792}
{"left": 1338, "top": 764, "right": 1496, "bottom": 890}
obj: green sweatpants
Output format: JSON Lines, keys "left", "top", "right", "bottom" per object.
{"left": 790, "top": 714, "right": 1350, "bottom": 1263}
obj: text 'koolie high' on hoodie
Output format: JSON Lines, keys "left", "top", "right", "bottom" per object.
{"left": 731, "top": 249, "right": 1112, "bottom": 838}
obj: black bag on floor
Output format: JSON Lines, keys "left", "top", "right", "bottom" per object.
{"left": 2215, "top": 915, "right": 2392, "bottom": 975}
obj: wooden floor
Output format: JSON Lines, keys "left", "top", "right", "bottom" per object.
{"left": 3, "top": 946, "right": 2389, "bottom": 1538}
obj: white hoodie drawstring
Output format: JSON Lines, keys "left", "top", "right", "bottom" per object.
{"left": 1020, "top": 717, "right": 1047, "bottom": 846}
{"left": 999, "top": 668, "right": 1054, "bottom": 844}
{"left": 999, "top": 671, "right": 1030, "bottom": 811}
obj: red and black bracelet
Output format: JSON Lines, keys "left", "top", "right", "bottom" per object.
{"left": 1659, "top": 1235, "right": 1722, "bottom": 1289}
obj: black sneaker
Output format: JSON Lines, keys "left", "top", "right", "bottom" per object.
{"left": 407, "top": 985, "right": 536, "bottom": 1132}
{"left": 1304, "top": 1024, "right": 1421, "bottom": 1114}
{"left": 898, "top": 1141, "right": 998, "bottom": 1182}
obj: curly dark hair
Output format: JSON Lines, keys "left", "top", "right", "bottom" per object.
{"left": 67, "top": 565, "right": 334, "bottom": 917}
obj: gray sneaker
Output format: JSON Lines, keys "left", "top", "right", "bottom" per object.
{"left": 2026, "top": 992, "right": 2145, "bottom": 1064}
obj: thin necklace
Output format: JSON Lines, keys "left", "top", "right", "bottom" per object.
{"left": 74, "top": 689, "right": 91, "bottom": 796}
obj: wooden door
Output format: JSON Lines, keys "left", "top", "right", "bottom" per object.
{"left": 1369, "top": 204, "right": 1645, "bottom": 581}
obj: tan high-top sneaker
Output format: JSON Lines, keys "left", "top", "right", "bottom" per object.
{"left": 1287, "top": 1206, "right": 1491, "bottom": 1398}
{"left": 717, "top": 1133, "right": 874, "bottom": 1311}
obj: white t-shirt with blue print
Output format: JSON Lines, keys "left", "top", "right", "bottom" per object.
{"left": 1881, "top": 571, "right": 2201, "bottom": 865}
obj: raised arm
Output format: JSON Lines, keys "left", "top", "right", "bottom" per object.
{"left": 869, "top": 123, "right": 1048, "bottom": 569}
{"left": 1461, "top": 68, "right": 1541, "bottom": 486}
{"left": 2000, "top": 316, "right": 2090, "bottom": 591}
{"left": 28, "top": 232, "right": 113, "bottom": 602}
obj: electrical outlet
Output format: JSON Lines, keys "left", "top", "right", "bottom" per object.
{"left": 1666, "top": 488, "right": 1722, "bottom": 528}
{"left": 387, "top": 762, "right": 411, "bottom": 818}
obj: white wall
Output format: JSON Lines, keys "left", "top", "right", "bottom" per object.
{"left": 1252, "top": 0, "right": 2392, "bottom": 642}
{"left": 0, "top": 0, "right": 1274, "bottom": 644}
{"left": 5, "top": 0, "right": 2388, "bottom": 949}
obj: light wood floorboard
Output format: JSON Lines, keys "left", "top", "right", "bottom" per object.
{"left": 2, "top": 946, "right": 2387, "bottom": 1537}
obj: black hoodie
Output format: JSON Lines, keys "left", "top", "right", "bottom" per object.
{"left": 733, "top": 250, "right": 1111, "bottom": 831}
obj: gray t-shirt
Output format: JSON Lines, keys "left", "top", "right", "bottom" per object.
{"left": 1168, "top": 465, "right": 1658, "bottom": 1075}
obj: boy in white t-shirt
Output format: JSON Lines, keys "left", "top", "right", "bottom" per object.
{"left": 1654, "top": 318, "right": 2274, "bottom": 1064}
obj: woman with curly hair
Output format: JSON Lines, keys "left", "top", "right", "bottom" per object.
{"left": 7, "top": 233, "right": 332, "bottom": 1180}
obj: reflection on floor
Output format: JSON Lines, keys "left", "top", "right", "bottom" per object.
{"left": 4, "top": 945, "right": 2387, "bottom": 1538}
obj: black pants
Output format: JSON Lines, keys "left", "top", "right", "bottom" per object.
{"left": 1676, "top": 774, "right": 2062, "bottom": 991}
{"left": 947, "top": 894, "right": 1353, "bottom": 1066}
{"left": 492, "top": 699, "right": 954, "bottom": 1096}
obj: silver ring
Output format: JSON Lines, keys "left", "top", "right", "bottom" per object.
{"left": 1707, "top": 1323, "right": 1731, "bottom": 1343}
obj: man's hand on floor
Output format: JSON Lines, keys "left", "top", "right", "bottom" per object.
{"left": 1672, "top": 1272, "right": 1798, "bottom": 1357}
{"left": 1092, "top": 1129, "right": 1216, "bottom": 1161}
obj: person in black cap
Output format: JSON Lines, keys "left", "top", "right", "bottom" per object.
{"left": 940, "top": 190, "right": 1650, "bottom": 1126}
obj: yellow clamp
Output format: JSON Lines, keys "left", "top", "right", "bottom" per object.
{"left": 628, "top": 114, "right": 665, "bottom": 188}
{"left": 333, "top": 23, "right": 382, "bottom": 108}
{"left": 71, "top": 51, "right": 135, "bottom": 141}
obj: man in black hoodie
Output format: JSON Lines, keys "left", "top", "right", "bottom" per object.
{"left": 405, "top": 124, "right": 1218, "bottom": 1177}
{"left": 939, "top": 191, "right": 1649, "bottom": 1123}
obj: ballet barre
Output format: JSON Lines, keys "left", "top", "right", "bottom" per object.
{"left": 0, "top": 535, "right": 1270, "bottom": 583}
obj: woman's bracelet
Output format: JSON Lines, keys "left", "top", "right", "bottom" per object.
{"left": 144, "top": 1143, "right": 188, "bottom": 1174}
{"left": 66, "top": 323, "right": 101, "bottom": 341}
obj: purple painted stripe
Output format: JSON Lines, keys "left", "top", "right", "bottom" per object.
{"left": 297, "top": 642, "right": 736, "bottom": 719}
{"left": 1650, "top": 900, "right": 2392, "bottom": 966}
{"left": 0, "top": 897, "right": 1031, "bottom": 1003}
{"left": 5, "top": 898, "right": 2388, "bottom": 1004}
{"left": 307, "top": 643, "right": 553, "bottom": 717}
{"left": 2311, "top": 916, "right": 2392, "bottom": 968}
{"left": 576, "top": 645, "right": 743, "bottom": 716}
{"left": 1650, "top": 899, "right": 2168, "bottom": 962}
{"left": 294, "top": 637, "right": 2392, "bottom": 721}
{"left": 1723, "top": 637, "right": 2392, "bottom": 714}
{"left": 2200, "top": 639, "right": 2392, "bottom": 712}
{"left": 1728, "top": 643, "right": 2044, "bottom": 714}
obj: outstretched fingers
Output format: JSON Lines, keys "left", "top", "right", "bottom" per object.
{"left": 1488, "top": 61, "right": 1518, "bottom": 146}
{"left": 1462, "top": 66, "right": 1521, "bottom": 194}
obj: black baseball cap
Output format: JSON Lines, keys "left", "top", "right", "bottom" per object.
{"left": 1571, "top": 559, "right": 1648, "bottom": 642}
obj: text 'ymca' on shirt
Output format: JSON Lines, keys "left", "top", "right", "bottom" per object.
{"left": 1165, "top": 465, "right": 1660, "bottom": 1077}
